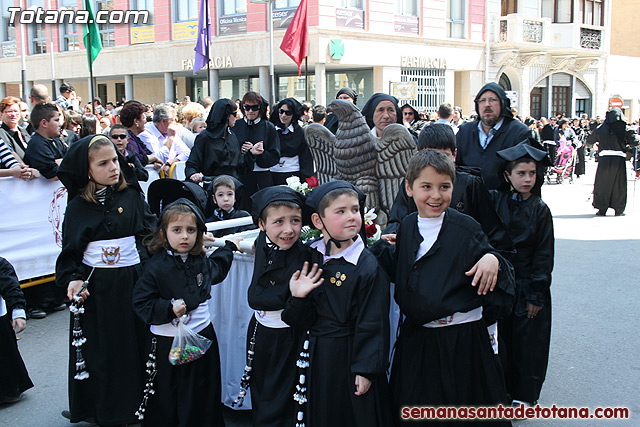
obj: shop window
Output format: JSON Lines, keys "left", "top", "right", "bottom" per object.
{"left": 278, "top": 74, "right": 316, "bottom": 102}
{"left": 400, "top": 67, "right": 445, "bottom": 113}
{"left": 501, "top": 0, "right": 517, "bottom": 15}
{"left": 575, "top": 99, "right": 587, "bottom": 117}
{"left": 116, "top": 82, "right": 126, "bottom": 103}
{"left": 1, "top": 0, "right": 16, "bottom": 44}
{"left": 447, "top": 0, "right": 465, "bottom": 39}
{"left": 222, "top": 0, "right": 247, "bottom": 16}
{"left": 397, "top": 0, "right": 418, "bottom": 16}
{"left": 174, "top": 0, "right": 198, "bottom": 22}
{"left": 96, "top": 0, "right": 116, "bottom": 47}
{"left": 341, "top": 0, "right": 363, "bottom": 8}
{"left": 97, "top": 84, "right": 108, "bottom": 104}
{"left": 60, "top": 0, "right": 80, "bottom": 51}
{"left": 326, "top": 69, "right": 373, "bottom": 107}
{"left": 542, "top": 0, "right": 573, "bottom": 23}
{"left": 580, "top": 0, "right": 603, "bottom": 26}
{"left": 275, "top": 0, "right": 300, "bottom": 9}
{"left": 131, "top": 0, "right": 154, "bottom": 26}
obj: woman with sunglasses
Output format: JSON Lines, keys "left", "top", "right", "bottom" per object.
{"left": 185, "top": 98, "right": 263, "bottom": 184}
{"left": 269, "top": 97, "right": 315, "bottom": 185}
{"left": 231, "top": 91, "right": 280, "bottom": 209}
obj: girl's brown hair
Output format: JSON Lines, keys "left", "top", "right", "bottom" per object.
{"left": 80, "top": 137, "right": 128, "bottom": 203}
{"left": 145, "top": 204, "right": 205, "bottom": 256}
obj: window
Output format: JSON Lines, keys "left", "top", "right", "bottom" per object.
{"left": 397, "top": 0, "right": 418, "bottom": 16}
{"left": 580, "top": 0, "right": 603, "bottom": 26}
{"left": 116, "top": 82, "right": 125, "bottom": 102}
{"left": 275, "top": 0, "right": 299, "bottom": 9}
{"left": 501, "top": 0, "right": 517, "bottom": 15}
{"left": 131, "top": 0, "right": 154, "bottom": 26}
{"left": 28, "top": 0, "right": 46, "bottom": 54}
{"left": 447, "top": 0, "right": 465, "bottom": 38}
{"left": 60, "top": 0, "right": 80, "bottom": 51}
{"left": 542, "top": 0, "right": 573, "bottom": 23}
{"left": 175, "top": 0, "right": 198, "bottom": 21}
{"left": 96, "top": 0, "right": 115, "bottom": 47}
{"left": 222, "top": 0, "right": 246, "bottom": 15}
{"left": 400, "top": 67, "right": 445, "bottom": 113}
{"left": 341, "top": 0, "right": 363, "bottom": 8}
{"left": 1, "top": 0, "right": 15, "bottom": 43}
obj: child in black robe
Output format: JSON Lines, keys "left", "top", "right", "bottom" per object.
{"left": 282, "top": 180, "right": 392, "bottom": 427}
{"left": 56, "top": 135, "right": 157, "bottom": 425}
{"left": 373, "top": 150, "right": 514, "bottom": 426}
{"left": 239, "top": 186, "right": 310, "bottom": 427}
{"left": 0, "top": 257, "right": 33, "bottom": 404}
{"left": 492, "top": 142, "right": 554, "bottom": 407}
{"left": 133, "top": 199, "right": 241, "bottom": 427}
{"left": 205, "top": 175, "right": 255, "bottom": 237}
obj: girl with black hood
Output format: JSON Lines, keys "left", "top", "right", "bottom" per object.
{"left": 55, "top": 135, "right": 157, "bottom": 425}
{"left": 185, "top": 98, "right": 262, "bottom": 183}
{"left": 133, "top": 198, "right": 241, "bottom": 426}
{"left": 269, "top": 97, "right": 315, "bottom": 185}
{"left": 232, "top": 91, "right": 281, "bottom": 209}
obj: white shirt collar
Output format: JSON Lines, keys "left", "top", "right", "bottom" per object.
{"left": 244, "top": 117, "right": 261, "bottom": 125}
{"left": 275, "top": 124, "right": 295, "bottom": 134}
{"left": 311, "top": 235, "right": 364, "bottom": 266}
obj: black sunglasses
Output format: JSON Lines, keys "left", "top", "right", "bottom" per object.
{"left": 111, "top": 134, "right": 127, "bottom": 140}
{"left": 279, "top": 109, "right": 293, "bottom": 116}
{"left": 243, "top": 104, "right": 260, "bottom": 111}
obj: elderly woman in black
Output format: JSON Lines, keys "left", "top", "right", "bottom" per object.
{"left": 186, "top": 98, "right": 263, "bottom": 183}
{"left": 268, "top": 97, "right": 315, "bottom": 185}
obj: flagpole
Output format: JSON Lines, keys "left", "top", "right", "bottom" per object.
{"left": 205, "top": 0, "right": 211, "bottom": 98}
{"left": 304, "top": 56, "right": 308, "bottom": 100}
{"left": 87, "top": 22, "right": 95, "bottom": 115}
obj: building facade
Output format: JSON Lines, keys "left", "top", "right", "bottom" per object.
{"left": 488, "top": 0, "right": 610, "bottom": 119}
{"left": 0, "top": 0, "right": 491, "bottom": 115}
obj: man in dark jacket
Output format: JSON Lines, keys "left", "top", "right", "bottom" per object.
{"left": 455, "top": 82, "right": 531, "bottom": 190}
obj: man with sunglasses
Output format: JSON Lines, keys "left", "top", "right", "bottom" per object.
{"left": 110, "top": 124, "right": 148, "bottom": 182}
{"left": 455, "top": 82, "right": 531, "bottom": 190}
{"left": 231, "top": 91, "right": 280, "bottom": 209}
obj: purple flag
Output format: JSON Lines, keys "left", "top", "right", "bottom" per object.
{"left": 193, "top": 0, "right": 211, "bottom": 74}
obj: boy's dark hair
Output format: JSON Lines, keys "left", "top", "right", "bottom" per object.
{"left": 312, "top": 105, "right": 326, "bottom": 122}
{"left": 261, "top": 201, "right": 301, "bottom": 222}
{"left": 417, "top": 123, "right": 456, "bottom": 153}
{"left": 30, "top": 103, "right": 59, "bottom": 130}
{"left": 109, "top": 124, "right": 127, "bottom": 136}
{"left": 406, "top": 149, "right": 456, "bottom": 187}
{"left": 65, "top": 110, "right": 82, "bottom": 129}
{"left": 59, "top": 82, "right": 74, "bottom": 95}
{"left": 504, "top": 156, "right": 537, "bottom": 174}
{"left": 438, "top": 103, "right": 453, "bottom": 120}
{"left": 316, "top": 188, "right": 359, "bottom": 218}
{"left": 93, "top": 97, "right": 102, "bottom": 105}
{"left": 212, "top": 175, "right": 236, "bottom": 193}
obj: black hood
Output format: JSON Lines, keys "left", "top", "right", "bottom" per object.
{"left": 336, "top": 87, "right": 358, "bottom": 105}
{"left": 147, "top": 178, "right": 208, "bottom": 218}
{"left": 204, "top": 98, "right": 236, "bottom": 139}
{"left": 250, "top": 185, "right": 305, "bottom": 225}
{"left": 474, "top": 82, "right": 513, "bottom": 119}
{"left": 162, "top": 197, "right": 207, "bottom": 233}
{"left": 270, "top": 97, "right": 303, "bottom": 129}
{"left": 361, "top": 93, "right": 403, "bottom": 130}
{"left": 400, "top": 103, "right": 420, "bottom": 122}
{"left": 57, "top": 134, "right": 140, "bottom": 202}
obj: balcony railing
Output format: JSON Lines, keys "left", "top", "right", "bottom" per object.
{"left": 580, "top": 28, "right": 602, "bottom": 50}
{"left": 497, "top": 15, "right": 549, "bottom": 45}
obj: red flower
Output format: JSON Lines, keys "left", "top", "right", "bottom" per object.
{"left": 365, "top": 223, "right": 377, "bottom": 238}
{"left": 305, "top": 176, "right": 319, "bottom": 188}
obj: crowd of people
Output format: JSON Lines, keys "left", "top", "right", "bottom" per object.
{"left": 0, "top": 80, "right": 638, "bottom": 427}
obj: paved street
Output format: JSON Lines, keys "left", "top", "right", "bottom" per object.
{"left": 1, "top": 158, "right": 638, "bottom": 426}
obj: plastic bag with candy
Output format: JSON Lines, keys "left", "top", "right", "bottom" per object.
{"left": 168, "top": 314, "right": 212, "bottom": 365}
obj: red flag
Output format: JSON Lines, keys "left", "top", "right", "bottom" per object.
{"left": 280, "top": 0, "right": 308, "bottom": 76}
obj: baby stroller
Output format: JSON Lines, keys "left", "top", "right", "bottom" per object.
{"left": 546, "top": 136, "right": 576, "bottom": 184}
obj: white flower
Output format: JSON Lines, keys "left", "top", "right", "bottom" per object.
{"left": 286, "top": 176, "right": 301, "bottom": 187}
{"left": 364, "top": 207, "right": 377, "bottom": 225}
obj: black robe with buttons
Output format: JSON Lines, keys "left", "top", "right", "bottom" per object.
{"left": 246, "top": 232, "right": 311, "bottom": 427}
{"left": 282, "top": 244, "right": 392, "bottom": 427}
